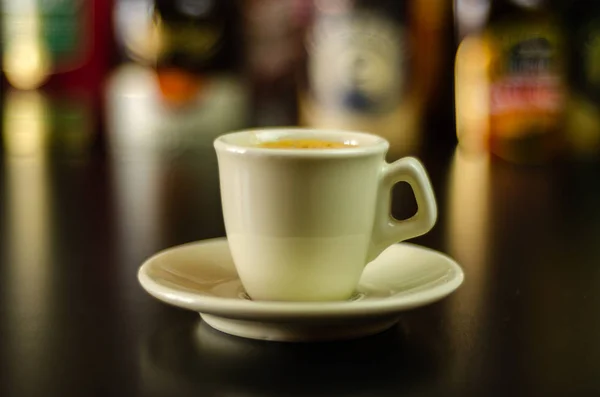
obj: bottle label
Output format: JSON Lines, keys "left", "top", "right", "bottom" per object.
{"left": 305, "top": 10, "right": 406, "bottom": 115}
{"left": 490, "top": 77, "right": 562, "bottom": 114}
{"left": 487, "top": 23, "right": 565, "bottom": 137}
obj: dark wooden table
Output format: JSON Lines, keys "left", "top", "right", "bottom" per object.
{"left": 2, "top": 81, "right": 600, "bottom": 397}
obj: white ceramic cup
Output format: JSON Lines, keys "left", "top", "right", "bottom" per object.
{"left": 214, "top": 128, "right": 437, "bottom": 302}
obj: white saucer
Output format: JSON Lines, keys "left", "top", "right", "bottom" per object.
{"left": 138, "top": 238, "right": 464, "bottom": 342}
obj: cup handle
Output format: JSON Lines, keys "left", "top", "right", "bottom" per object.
{"left": 367, "top": 157, "right": 437, "bottom": 263}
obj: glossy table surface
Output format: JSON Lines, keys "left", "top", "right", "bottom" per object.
{"left": 2, "top": 82, "right": 600, "bottom": 397}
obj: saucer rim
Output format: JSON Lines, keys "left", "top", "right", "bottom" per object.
{"left": 137, "top": 237, "right": 464, "bottom": 320}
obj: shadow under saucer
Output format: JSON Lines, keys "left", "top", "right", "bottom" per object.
{"left": 139, "top": 316, "right": 442, "bottom": 397}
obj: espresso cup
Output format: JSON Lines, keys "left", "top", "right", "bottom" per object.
{"left": 214, "top": 128, "right": 437, "bottom": 302}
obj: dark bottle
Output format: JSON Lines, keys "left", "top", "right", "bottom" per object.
{"left": 487, "top": 0, "right": 567, "bottom": 163}
{"left": 152, "top": 0, "right": 240, "bottom": 106}
{"left": 562, "top": 1, "right": 600, "bottom": 158}
{"left": 455, "top": 0, "right": 567, "bottom": 163}
{"left": 241, "top": 0, "right": 311, "bottom": 127}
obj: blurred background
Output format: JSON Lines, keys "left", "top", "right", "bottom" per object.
{"left": 3, "top": 0, "right": 597, "bottom": 164}
{"left": 0, "top": 0, "right": 447, "bottom": 162}
{"left": 2, "top": 0, "right": 599, "bottom": 165}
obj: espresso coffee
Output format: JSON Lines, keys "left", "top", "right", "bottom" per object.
{"left": 258, "top": 139, "right": 355, "bottom": 149}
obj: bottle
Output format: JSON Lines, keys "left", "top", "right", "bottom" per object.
{"left": 151, "top": 0, "right": 240, "bottom": 107}
{"left": 1, "top": 0, "right": 113, "bottom": 158}
{"left": 241, "top": 0, "right": 311, "bottom": 126}
{"left": 107, "top": 1, "right": 249, "bottom": 155}
{"left": 299, "top": 0, "right": 447, "bottom": 159}
{"left": 455, "top": 0, "right": 568, "bottom": 164}
{"left": 563, "top": 1, "right": 600, "bottom": 159}
{"left": 2, "top": 0, "right": 112, "bottom": 95}
{"left": 298, "top": 0, "right": 411, "bottom": 158}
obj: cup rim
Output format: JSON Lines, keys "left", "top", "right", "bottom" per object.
{"left": 213, "top": 127, "right": 389, "bottom": 157}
